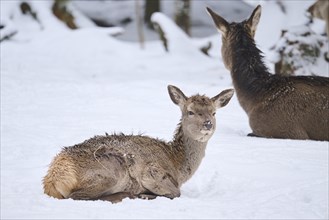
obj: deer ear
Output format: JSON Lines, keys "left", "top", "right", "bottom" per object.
{"left": 206, "top": 7, "right": 229, "bottom": 37}
{"left": 247, "top": 5, "right": 261, "bottom": 37}
{"left": 168, "top": 85, "right": 187, "bottom": 109}
{"left": 211, "top": 89, "right": 234, "bottom": 109}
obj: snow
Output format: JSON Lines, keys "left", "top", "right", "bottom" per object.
{"left": 255, "top": 0, "right": 315, "bottom": 49}
{"left": 1, "top": 1, "right": 328, "bottom": 219}
{"left": 73, "top": 0, "right": 136, "bottom": 27}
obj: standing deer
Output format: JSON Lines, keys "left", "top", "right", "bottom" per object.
{"left": 43, "top": 85, "right": 234, "bottom": 203}
{"left": 207, "top": 5, "right": 329, "bottom": 141}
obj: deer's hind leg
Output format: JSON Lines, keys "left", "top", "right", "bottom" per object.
{"left": 68, "top": 155, "right": 130, "bottom": 201}
{"left": 141, "top": 163, "right": 180, "bottom": 199}
{"left": 98, "top": 192, "right": 137, "bottom": 203}
{"left": 67, "top": 175, "right": 118, "bottom": 201}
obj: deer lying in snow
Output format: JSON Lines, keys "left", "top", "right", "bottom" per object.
{"left": 43, "top": 85, "right": 234, "bottom": 203}
{"left": 207, "top": 5, "right": 329, "bottom": 141}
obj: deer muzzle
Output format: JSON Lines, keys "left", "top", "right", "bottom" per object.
{"left": 203, "top": 120, "right": 213, "bottom": 130}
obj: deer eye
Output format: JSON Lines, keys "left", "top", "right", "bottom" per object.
{"left": 188, "top": 111, "right": 195, "bottom": 116}
{"left": 212, "top": 112, "right": 216, "bottom": 116}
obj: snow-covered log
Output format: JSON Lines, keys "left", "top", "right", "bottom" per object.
{"left": 151, "top": 12, "right": 211, "bottom": 56}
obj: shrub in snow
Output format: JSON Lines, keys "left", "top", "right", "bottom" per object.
{"left": 270, "top": 25, "right": 328, "bottom": 77}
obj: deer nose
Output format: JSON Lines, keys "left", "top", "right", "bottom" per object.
{"left": 203, "top": 120, "right": 213, "bottom": 130}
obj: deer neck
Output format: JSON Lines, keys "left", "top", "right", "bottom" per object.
{"left": 171, "top": 123, "right": 207, "bottom": 185}
{"left": 226, "top": 26, "right": 271, "bottom": 112}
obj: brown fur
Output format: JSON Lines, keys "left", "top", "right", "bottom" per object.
{"left": 43, "top": 153, "right": 77, "bottom": 199}
{"left": 207, "top": 5, "right": 329, "bottom": 141}
{"left": 43, "top": 85, "right": 234, "bottom": 202}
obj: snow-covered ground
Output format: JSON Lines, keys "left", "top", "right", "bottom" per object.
{"left": 1, "top": 1, "right": 328, "bottom": 219}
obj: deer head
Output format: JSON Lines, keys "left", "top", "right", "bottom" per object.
{"left": 168, "top": 85, "right": 234, "bottom": 142}
{"left": 206, "top": 5, "right": 262, "bottom": 71}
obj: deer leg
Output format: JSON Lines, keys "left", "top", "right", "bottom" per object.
{"left": 69, "top": 189, "right": 136, "bottom": 203}
{"left": 141, "top": 165, "right": 180, "bottom": 199}
{"left": 67, "top": 176, "right": 120, "bottom": 201}
{"left": 98, "top": 192, "right": 137, "bottom": 203}
{"left": 247, "top": 133, "right": 262, "bottom": 137}
{"left": 68, "top": 189, "right": 100, "bottom": 201}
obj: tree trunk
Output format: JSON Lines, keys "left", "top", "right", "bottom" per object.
{"left": 174, "top": 0, "right": 190, "bottom": 36}
{"left": 136, "top": 0, "right": 145, "bottom": 49}
{"left": 144, "top": 0, "right": 160, "bottom": 29}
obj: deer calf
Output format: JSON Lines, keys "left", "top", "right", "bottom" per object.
{"left": 43, "top": 85, "right": 234, "bottom": 202}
